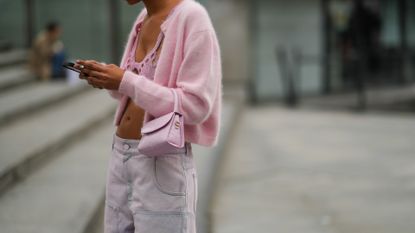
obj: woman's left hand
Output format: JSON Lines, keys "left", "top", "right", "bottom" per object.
{"left": 75, "top": 60, "right": 125, "bottom": 90}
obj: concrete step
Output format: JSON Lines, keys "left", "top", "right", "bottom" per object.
{"left": 0, "top": 50, "right": 27, "bottom": 68}
{"left": 0, "top": 81, "right": 89, "bottom": 127}
{"left": 0, "top": 90, "right": 117, "bottom": 194}
{"left": 0, "top": 64, "right": 36, "bottom": 93}
{"left": 0, "top": 120, "right": 114, "bottom": 233}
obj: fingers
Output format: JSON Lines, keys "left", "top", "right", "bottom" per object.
{"left": 76, "top": 60, "right": 106, "bottom": 72}
{"left": 80, "top": 68, "right": 106, "bottom": 79}
{"left": 86, "top": 76, "right": 105, "bottom": 89}
{"left": 75, "top": 59, "right": 107, "bottom": 81}
{"left": 74, "top": 59, "right": 108, "bottom": 90}
{"left": 78, "top": 72, "right": 87, "bottom": 80}
{"left": 74, "top": 61, "right": 88, "bottom": 80}
{"left": 73, "top": 62, "right": 86, "bottom": 71}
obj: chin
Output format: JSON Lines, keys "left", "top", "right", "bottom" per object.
{"left": 126, "top": 0, "right": 141, "bottom": 5}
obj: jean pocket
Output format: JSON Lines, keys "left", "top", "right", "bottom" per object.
{"left": 134, "top": 210, "right": 186, "bottom": 233}
{"left": 153, "top": 154, "right": 186, "bottom": 196}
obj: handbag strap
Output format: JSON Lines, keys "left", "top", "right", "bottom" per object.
{"left": 172, "top": 89, "right": 181, "bottom": 114}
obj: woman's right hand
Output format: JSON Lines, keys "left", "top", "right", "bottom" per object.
{"left": 73, "top": 63, "right": 87, "bottom": 80}
{"left": 74, "top": 60, "right": 124, "bottom": 90}
{"left": 74, "top": 61, "right": 103, "bottom": 89}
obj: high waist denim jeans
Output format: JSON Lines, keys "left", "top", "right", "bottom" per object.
{"left": 105, "top": 133, "right": 198, "bottom": 233}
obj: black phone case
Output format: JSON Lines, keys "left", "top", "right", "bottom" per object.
{"left": 62, "top": 62, "right": 81, "bottom": 73}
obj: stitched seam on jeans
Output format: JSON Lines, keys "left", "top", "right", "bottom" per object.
{"left": 153, "top": 157, "right": 186, "bottom": 196}
{"left": 127, "top": 180, "right": 133, "bottom": 203}
{"left": 181, "top": 153, "right": 188, "bottom": 213}
{"left": 192, "top": 171, "right": 197, "bottom": 214}
{"left": 113, "top": 147, "right": 140, "bottom": 155}
{"left": 181, "top": 208, "right": 185, "bottom": 233}
{"left": 123, "top": 154, "right": 134, "bottom": 163}
{"left": 153, "top": 151, "right": 187, "bottom": 157}
{"left": 183, "top": 143, "right": 194, "bottom": 170}
{"left": 105, "top": 201, "right": 121, "bottom": 233}
{"left": 106, "top": 200, "right": 119, "bottom": 210}
{"left": 133, "top": 209, "right": 187, "bottom": 215}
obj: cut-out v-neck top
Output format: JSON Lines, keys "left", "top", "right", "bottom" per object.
{"left": 119, "top": 19, "right": 165, "bottom": 126}
{"left": 125, "top": 3, "right": 181, "bottom": 79}
{"left": 125, "top": 21, "right": 164, "bottom": 79}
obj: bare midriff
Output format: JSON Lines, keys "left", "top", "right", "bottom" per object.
{"left": 116, "top": 99, "right": 146, "bottom": 139}
{"left": 116, "top": 11, "right": 169, "bottom": 140}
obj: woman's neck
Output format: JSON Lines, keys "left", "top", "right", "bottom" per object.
{"left": 142, "top": 0, "right": 181, "bottom": 17}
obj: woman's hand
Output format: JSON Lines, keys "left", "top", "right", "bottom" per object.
{"left": 74, "top": 60, "right": 125, "bottom": 90}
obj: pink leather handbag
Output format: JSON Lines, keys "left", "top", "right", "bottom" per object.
{"left": 138, "top": 89, "right": 185, "bottom": 156}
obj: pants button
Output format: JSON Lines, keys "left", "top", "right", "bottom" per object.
{"left": 123, "top": 143, "right": 130, "bottom": 150}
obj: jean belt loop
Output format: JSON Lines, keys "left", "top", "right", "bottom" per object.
{"left": 185, "top": 142, "right": 189, "bottom": 155}
{"left": 184, "top": 143, "right": 193, "bottom": 169}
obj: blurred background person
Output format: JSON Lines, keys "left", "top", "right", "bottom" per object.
{"left": 345, "top": 0, "right": 382, "bottom": 83}
{"left": 29, "top": 21, "right": 66, "bottom": 81}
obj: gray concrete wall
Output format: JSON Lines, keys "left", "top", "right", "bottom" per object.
{"left": 0, "top": 0, "right": 123, "bottom": 61}
{"left": 254, "top": 0, "right": 322, "bottom": 101}
{"left": 34, "top": 0, "right": 111, "bottom": 61}
{"left": 207, "top": 0, "right": 251, "bottom": 84}
{"left": 0, "top": 0, "right": 26, "bottom": 48}
{"left": 0, "top": 0, "right": 205, "bottom": 63}
{"left": 380, "top": 0, "right": 400, "bottom": 46}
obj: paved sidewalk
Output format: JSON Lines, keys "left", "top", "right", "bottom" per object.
{"left": 302, "top": 84, "right": 415, "bottom": 112}
{"left": 212, "top": 106, "right": 415, "bottom": 233}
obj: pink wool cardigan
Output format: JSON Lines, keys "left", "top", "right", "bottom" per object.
{"left": 108, "top": 0, "right": 222, "bottom": 147}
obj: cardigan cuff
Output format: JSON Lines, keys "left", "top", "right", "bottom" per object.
{"left": 119, "top": 70, "right": 138, "bottom": 97}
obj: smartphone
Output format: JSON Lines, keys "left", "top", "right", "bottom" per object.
{"left": 62, "top": 62, "right": 81, "bottom": 73}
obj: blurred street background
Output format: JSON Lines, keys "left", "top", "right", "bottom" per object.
{"left": 0, "top": 0, "right": 415, "bottom": 233}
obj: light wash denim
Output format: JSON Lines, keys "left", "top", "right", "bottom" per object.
{"left": 105, "top": 133, "right": 198, "bottom": 233}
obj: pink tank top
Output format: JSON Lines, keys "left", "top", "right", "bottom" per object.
{"left": 116, "top": 5, "right": 180, "bottom": 126}
{"left": 125, "top": 22, "right": 164, "bottom": 78}
{"left": 120, "top": 22, "right": 165, "bottom": 123}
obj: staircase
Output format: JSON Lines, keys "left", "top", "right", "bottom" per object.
{"left": 0, "top": 50, "right": 117, "bottom": 233}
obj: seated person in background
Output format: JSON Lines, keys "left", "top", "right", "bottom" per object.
{"left": 29, "top": 22, "right": 66, "bottom": 81}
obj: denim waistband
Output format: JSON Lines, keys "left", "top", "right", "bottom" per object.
{"left": 112, "top": 133, "right": 191, "bottom": 155}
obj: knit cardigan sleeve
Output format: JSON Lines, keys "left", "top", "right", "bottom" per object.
{"left": 107, "top": 90, "right": 123, "bottom": 100}
{"left": 117, "top": 29, "right": 221, "bottom": 125}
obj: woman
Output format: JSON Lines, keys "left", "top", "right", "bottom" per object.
{"left": 75, "top": 0, "right": 222, "bottom": 232}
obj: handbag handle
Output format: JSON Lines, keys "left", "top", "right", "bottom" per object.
{"left": 172, "top": 89, "right": 181, "bottom": 114}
